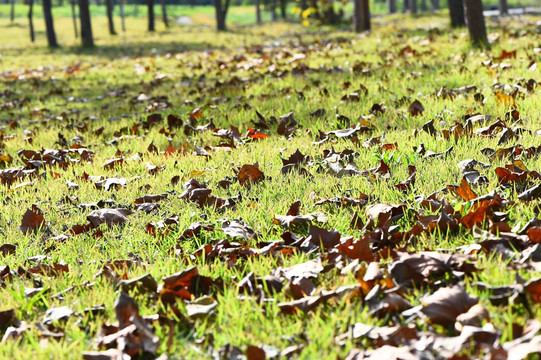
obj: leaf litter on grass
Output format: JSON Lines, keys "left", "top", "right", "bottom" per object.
{"left": 0, "top": 15, "right": 541, "bottom": 360}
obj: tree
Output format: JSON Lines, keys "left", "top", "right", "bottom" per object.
{"left": 409, "top": 0, "right": 417, "bottom": 13}
{"left": 10, "top": 0, "right": 14, "bottom": 23}
{"left": 430, "top": 0, "right": 439, "bottom": 10}
{"left": 448, "top": 0, "right": 465, "bottom": 27}
{"left": 421, "top": 0, "right": 427, "bottom": 11}
{"left": 161, "top": 0, "right": 169, "bottom": 27}
{"left": 119, "top": 0, "right": 126, "bottom": 32}
{"left": 28, "top": 0, "right": 35, "bottom": 43}
{"left": 71, "top": 0, "right": 79, "bottom": 38}
{"left": 106, "top": 0, "right": 117, "bottom": 35}
{"left": 498, "top": 0, "right": 508, "bottom": 15}
{"left": 148, "top": 0, "right": 155, "bottom": 31}
{"left": 279, "top": 0, "right": 287, "bottom": 19}
{"left": 255, "top": 0, "right": 262, "bottom": 24}
{"left": 464, "top": 0, "right": 488, "bottom": 47}
{"left": 214, "top": 0, "right": 230, "bottom": 31}
{"left": 43, "top": 0, "right": 58, "bottom": 48}
{"left": 79, "top": 0, "right": 94, "bottom": 47}
{"left": 403, "top": 0, "right": 408, "bottom": 12}
{"left": 353, "top": 0, "right": 370, "bottom": 32}
{"left": 387, "top": 0, "right": 396, "bottom": 14}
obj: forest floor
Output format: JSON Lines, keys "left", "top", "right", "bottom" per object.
{"left": 1, "top": 12, "right": 541, "bottom": 360}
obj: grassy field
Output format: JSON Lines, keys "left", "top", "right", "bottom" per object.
{"left": 1, "top": 9, "right": 541, "bottom": 360}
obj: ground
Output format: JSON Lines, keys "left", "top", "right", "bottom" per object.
{"left": 0, "top": 9, "right": 541, "bottom": 360}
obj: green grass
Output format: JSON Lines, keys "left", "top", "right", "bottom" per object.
{"left": 0, "top": 9, "right": 541, "bottom": 360}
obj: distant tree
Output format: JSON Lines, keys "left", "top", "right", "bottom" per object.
{"left": 28, "top": 0, "right": 35, "bottom": 42}
{"left": 279, "top": 0, "right": 287, "bottom": 18}
{"left": 79, "top": 0, "right": 94, "bottom": 47}
{"left": 255, "top": 0, "right": 262, "bottom": 24}
{"left": 214, "top": 0, "right": 230, "bottom": 31}
{"left": 499, "top": 0, "right": 508, "bottom": 15}
{"left": 448, "top": 0, "right": 465, "bottom": 27}
{"left": 10, "top": 0, "right": 14, "bottom": 23}
{"left": 148, "top": 0, "right": 155, "bottom": 31}
{"left": 161, "top": 0, "right": 169, "bottom": 27}
{"left": 43, "top": 0, "right": 58, "bottom": 48}
{"left": 430, "top": 0, "right": 439, "bottom": 10}
{"left": 106, "top": 0, "right": 117, "bottom": 35}
{"left": 119, "top": 0, "right": 126, "bottom": 32}
{"left": 387, "top": 0, "right": 396, "bottom": 14}
{"left": 421, "top": 0, "right": 427, "bottom": 11}
{"left": 70, "top": 0, "right": 79, "bottom": 38}
{"left": 409, "top": 0, "right": 417, "bottom": 13}
{"left": 300, "top": 0, "right": 307, "bottom": 12}
{"left": 353, "top": 0, "right": 370, "bottom": 32}
{"left": 464, "top": 0, "right": 488, "bottom": 47}
{"left": 403, "top": 0, "right": 408, "bottom": 12}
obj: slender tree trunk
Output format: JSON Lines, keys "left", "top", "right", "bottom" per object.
{"left": 79, "top": 0, "right": 94, "bottom": 47}
{"left": 161, "top": 0, "right": 168, "bottom": 27}
{"left": 409, "top": 0, "right": 417, "bottom": 13}
{"left": 403, "top": 0, "right": 409, "bottom": 13}
{"left": 498, "top": 0, "right": 508, "bottom": 15}
{"left": 464, "top": 0, "right": 488, "bottom": 47}
{"left": 387, "top": 0, "right": 396, "bottom": 13}
{"left": 134, "top": 0, "right": 139, "bottom": 16}
{"left": 279, "top": 0, "right": 287, "bottom": 19}
{"left": 448, "top": 0, "right": 465, "bottom": 27}
{"left": 214, "top": 0, "right": 229, "bottom": 31}
{"left": 430, "top": 0, "right": 439, "bottom": 10}
{"left": 71, "top": 0, "right": 78, "bottom": 38}
{"left": 106, "top": 0, "right": 117, "bottom": 35}
{"left": 421, "top": 0, "right": 427, "bottom": 11}
{"left": 255, "top": 0, "right": 261, "bottom": 24}
{"left": 147, "top": 0, "right": 155, "bottom": 31}
{"left": 28, "top": 0, "right": 35, "bottom": 42}
{"left": 300, "top": 0, "right": 307, "bottom": 12}
{"left": 10, "top": 0, "right": 15, "bottom": 23}
{"left": 43, "top": 0, "right": 58, "bottom": 48}
{"left": 270, "top": 0, "right": 277, "bottom": 21}
{"left": 119, "top": 0, "right": 126, "bottom": 31}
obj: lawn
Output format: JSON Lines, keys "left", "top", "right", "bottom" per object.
{"left": 0, "top": 8, "right": 541, "bottom": 360}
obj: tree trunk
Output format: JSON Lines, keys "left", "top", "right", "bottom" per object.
{"left": 498, "top": 0, "right": 508, "bottom": 15}
{"left": 43, "top": 0, "right": 58, "bottom": 48}
{"left": 300, "top": 0, "right": 307, "bottom": 12}
{"left": 119, "top": 0, "right": 126, "bottom": 31}
{"left": 270, "top": 0, "right": 277, "bottom": 21}
{"left": 279, "top": 0, "right": 287, "bottom": 19}
{"left": 147, "top": 0, "right": 155, "bottom": 31}
{"left": 403, "top": 0, "right": 408, "bottom": 13}
{"left": 161, "top": 0, "right": 168, "bottom": 27}
{"left": 464, "top": 0, "right": 488, "bottom": 47}
{"left": 353, "top": 0, "right": 370, "bottom": 32}
{"left": 106, "top": 0, "right": 116, "bottom": 35}
{"left": 28, "top": 0, "right": 35, "bottom": 42}
{"left": 71, "top": 0, "right": 78, "bottom": 38}
{"left": 421, "top": 0, "right": 427, "bottom": 11}
{"left": 10, "top": 0, "right": 15, "bottom": 23}
{"left": 430, "top": 0, "right": 439, "bottom": 10}
{"left": 255, "top": 0, "right": 261, "bottom": 24}
{"left": 387, "top": 0, "right": 396, "bottom": 13}
{"left": 79, "top": 0, "right": 94, "bottom": 47}
{"left": 409, "top": 0, "right": 417, "bottom": 13}
{"left": 360, "top": 0, "right": 370, "bottom": 30}
{"left": 448, "top": 0, "right": 465, "bottom": 27}
{"left": 214, "top": 0, "right": 229, "bottom": 31}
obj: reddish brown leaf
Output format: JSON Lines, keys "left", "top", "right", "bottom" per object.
{"left": 420, "top": 285, "right": 478, "bottom": 326}
{"left": 237, "top": 163, "right": 265, "bottom": 186}
{"left": 20, "top": 204, "right": 45, "bottom": 234}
